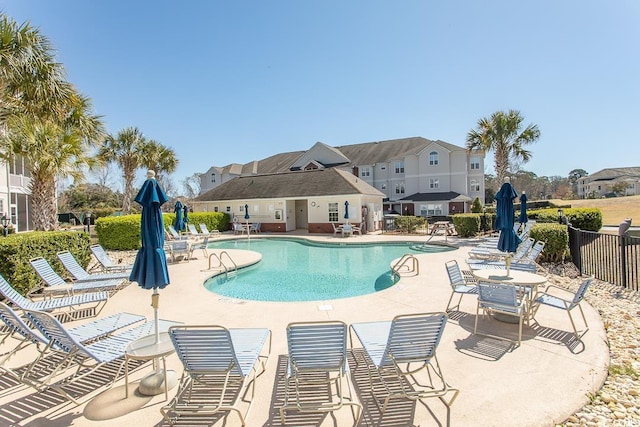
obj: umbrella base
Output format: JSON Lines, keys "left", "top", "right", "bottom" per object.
{"left": 139, "top": 369, "right": 178, "bottom": 397}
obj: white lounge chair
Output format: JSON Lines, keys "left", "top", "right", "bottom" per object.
{"left": 89, "top": 244, "right": 133, "bottom": 273}
{"left": 350, "top": 312, "right": 459, "bottom": 414}
{"left": 280, "top": 320, "right": 361, "bottom": 424}
{"left": 29, "top": 257, "right": 122, "bottom": 296}
{"left": 199, "top": 223, "right": 220, "bottom": 237}
{"left": 0, "top": 302, "right": 144, "bottom": 381}
{"left": 23, "top": 310, "right": 178, "bottom": 404}
{"left": 160, "top": 325, "right": 271, "bottom": 426}
{"left": 0, "top": 274, "right": 108, "bottom": 322}
{"left": 57, "top": 251, "right": 130, "bottom": 282}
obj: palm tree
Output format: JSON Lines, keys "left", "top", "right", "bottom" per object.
{"left": 141, "top": 139, "right": 178, "bottom": 188}
{"left": 97, "top": 127, "right": 149, "bottom": 214}
{"left": 466, "top": 110, "right": 540, "bottom": 183}
{"left": 0, "top": 14, "right": 104, "bottom": 230}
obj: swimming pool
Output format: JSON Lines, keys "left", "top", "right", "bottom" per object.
{"left": 203, "top": 238, "right": 454, "bottom": 302}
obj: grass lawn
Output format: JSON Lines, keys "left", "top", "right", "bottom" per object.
{"left": 549, "top": 195, "right": 640, "bottom": 227}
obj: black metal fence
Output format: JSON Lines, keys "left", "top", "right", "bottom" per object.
{"left": 568, "top": 225, "right": 640, "bottom": 291}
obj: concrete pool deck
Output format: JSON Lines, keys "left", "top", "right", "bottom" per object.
{"left": 0, "top": 233, "right": 608, "bottom": 426}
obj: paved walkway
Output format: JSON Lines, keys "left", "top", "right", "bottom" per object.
{"left": 0, "top": 233, "right": 608, "bottom": 426}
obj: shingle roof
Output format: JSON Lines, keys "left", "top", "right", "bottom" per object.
{"left": 399, "top": 191, "right": 472, "bottom": 202}
{"left": 587, "top": 167, "right": 640, "bottom": 181}
{"left": 229, "top": 136, "right": 466, "bottom": 175}
{"left": 195, "top": 168, "right": 386, "bottom": 201}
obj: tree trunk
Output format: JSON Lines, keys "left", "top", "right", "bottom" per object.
{"left": 122, "top": 168, "right": 135, "bottom": 214}
{"left": 31, "top": 174, "right": 59, "bottom": 231}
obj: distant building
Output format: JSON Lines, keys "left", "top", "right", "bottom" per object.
{"left": 193, "top": 168, "right": 386, "bottom": 233}
{"left": 199, "top": 137, "right": 484, "bottom": 218}
{"left": 577, "top": 167, "right": 640, "bottom": 198}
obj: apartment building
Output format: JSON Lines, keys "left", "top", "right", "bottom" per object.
{"left": 577, "top": 167, "right": 640, "bottom": 198}
{"left": 0, "top": 154, "right": 34, "bottom": 232}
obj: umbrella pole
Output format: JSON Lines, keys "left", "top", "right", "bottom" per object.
{"left": 151, "top": 290, "right": 160, "bottom": 343}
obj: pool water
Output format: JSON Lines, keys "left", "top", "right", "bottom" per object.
{"left": 203, "top": 238, "right": 454, "bottom": 302}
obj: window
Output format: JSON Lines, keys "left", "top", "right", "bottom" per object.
{"left": 380, "top": 164, "right": 386, "bottom": 171}
{"left": 360, "top": 167, "right": 371, "bottom": 177}
{"left": 422, "top": 204, "right": 442, "bottom": 215}
{"left": 328, "top": 202, "right": 339, "bottom": 222}
{"left": 395, "top": 183, "right": 405, "bottom": 194}
{"left": 226, "top": 206, "right": 231, "bottom": 213}
{"left": 213, "top": 206, "right": 219, "bottom": 212}
{"left": 394, "top": 161, "right": 404, "bottom": 174}
{"left": 429, "top": 178, "right": 439, "bottom": 189}
{"left": 211, "top": 173, "right": 216, "bottom": 183}
{"left": 239, "top": 205, "right": 245, "bottom": 213}
{"left": 470, "top": 157, "right": 480, "bottom": 170}
{"left": 381, "top": 183, "right": 387, "bottom": 190}
{"left": 429, "top": 151, "right": 439, "bottom": 166}
{"left": 470, "top": 179, "right": 480, "bottom": 191}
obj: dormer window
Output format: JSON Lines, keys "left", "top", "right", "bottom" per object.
{"left": 429, "top": 151, "right": 439, "bottom": 166}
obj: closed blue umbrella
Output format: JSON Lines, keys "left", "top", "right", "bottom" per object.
{"left": 518, "top": 191, "right": 528, "bottom": 224}
{"left": 495, "top": 179, "right": 521, "bottom": 253}
{"left": 344, "top": 201, "right": 350, "bottom": 223}
{"left": 174, "top": 200, "right": 184, "bottom": 232}
{"left": 183, "top": 204, "right": 189, "bottom": 225}
{"left": 129, "top": 170, "right": 170, "bottom": 343}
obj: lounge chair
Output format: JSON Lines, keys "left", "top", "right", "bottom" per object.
{"left": 0, "top": 273, "right": 108, "bottom": 322}
{"left": 470, "top": 241, "right": 545, "bottom": 273}
{"left": 468, "top": 237, "right": 535, "bottom": 261}
{"left": 160, "top": 325, "right": 272, "bottom": 426}
{"left": 167, "top": 225, "right": 188, "bottom": 240}
{"left": 0, "top": 302, "right": 144, "bottom": 381}
{"left": 57, "top": 251, "right": 130, "bottom": 282}
{"left": 186, "top": 223, "right": 204, "bottom": 239}
{"left": 444, "top": 260, "right": 478, "bottom": 312}
{"left": 349, "top": 312, "right": 459, "bottom": 414}
{"left": 474, "top": 282, "right": 527, "bottom": 346}
{"left": 249, "top": 222, "right": 261, "bottom": 233}
{"left": 29, "top": 257, "right": 123, "bottom": 295}
{"left": 531, "top": 277, "right": 593, "bottom": 340}
{"left": 89, "top": 244, "right": 133, "bottom": 273}
{"left": 279, "top": 320, "right": 361, "bottom": 424}
{"left": 23, "top": 309, "right": 178, "bottom": 404}
{"left": 199, "top": 223, "right": 220, "bottom": 237}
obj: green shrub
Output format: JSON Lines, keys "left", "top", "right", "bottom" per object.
{"left": 394, "top": 216, "right": 426, "bottom": 234}
{"left": 95, "top": 211, "right": 230, "bottom": 250}
{"left": 530, "top": 223, "right": 568, "bottom": 263}
{"left": 452, "top": 214, "right": 481, "bottom": 237}
{"left": 471, "top": 197, "right": 483, "bottom": 213}
{"left": 0, "top": 231, "right": 91, "bottom": 295}
{"left": 528, "top": 208, "right": 602, "bottom": 231}
{"left": 95, "top": 215, "right": 142, "bottom": 250}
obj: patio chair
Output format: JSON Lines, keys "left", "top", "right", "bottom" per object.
{"left": 279, "top": 321, "right": 361, "bottom": 425}
{"left": 531, "top": 277, "right": 593, "bottom": 340}
{"left": 160, "top": 325, "right": 272, "bottom": 426}
{"left": 349, "top": 312, "right": 459, "bottom": 414}
{"left": 350, "top": 224, "right": 361, "bottom": 236}
{"left": 89, "top": 244, "right": 133, "bottom": 273}
{"left": 167, "top": 240, "right": 193, "bottom": 262}
{"left": 331, "top": 223, "right": 342, "bottom": 236}
{"left": 474, "top": 282, "right": 527, "bottom": 346}
{"left": 233, "top": 222, "right": 246, "bottom": 235}
{"left": 29, "top": 257, "right": 122, "bottom": 296}
{"left": 191, "top": 236, "right": 210, "bottom": 258}
{"left": 199, "top": 223, "right": 220, "bottom": 237}
{"left": 249, "top": 222, "right": 261, "bottom": 233}
{"left": 0, "top": 302, "right": 144, "bottom": 380}
{"left": 57, "top": 251, "right": 130, "bottom": 282}
{"left": 444, "top": 260, "right": 478, "bottom": 312}
{"left": 0, "top": 273, "right": 108, "bottom": 322}
{"left": 23, "top": 310, "right": 176, "bottom": 404}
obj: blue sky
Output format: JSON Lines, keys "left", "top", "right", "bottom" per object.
{"left": 2, "top": 1, "right": 638, "bottom": 192}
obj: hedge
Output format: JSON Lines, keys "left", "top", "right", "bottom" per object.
{"left": 527, "top": 208, "right": 602, "bottom": 231}
{"left": 0, "top": 231, "right": 91, "bottom": 296}
{"left": 529, "top": 223, "right": 569, "bottom": 263}
{"left": 95, "top": 212, "right": 230, "bottom": 250}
